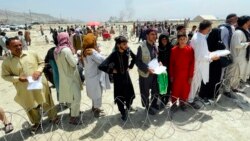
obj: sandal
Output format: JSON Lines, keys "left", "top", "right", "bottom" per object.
{"left": 50, "top": 116, "right": 60, "bottom": 124}
{"left": 4, "top": 123, "right": 14, "bottom": 134}
{"left": 69, "top": 117, "right": 82, "bottom": 125}
{"left": 92, "top": 107, "right": 104, "bottom": 112}
{"left": 93, "top": 108, "right": 105, "bottom": 118}
{"left": 31, "top": 123, "right": 41, "bottom": 133}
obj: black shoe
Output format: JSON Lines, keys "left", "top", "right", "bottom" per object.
{"left": 147, "top": 107, "right": 156, "bottom": 115}
{"left": 170, "top": 104, "right": 178, "bottom": 113}
{"left": 180, "top": 104, "right": 187, "bottom": 111}
{"left": 232, "top": 89, "right": 246, "bottom": 94}
{"left": 202, "top": 98, "right": 210, "bottom": 105}
{"left": 152, "top": 105, "right": 162, "bottom": 110}
{"left": 159, "top": 103, "right": 166, "bottom": 110}
{"left": 121, "top": 114, "right": 128, "bottom": 122}
{"left": 189, "top": 102, "right": 200, "bottom": 109}
{"left": 224, "top": 92, "right": 237, "bottom": 99}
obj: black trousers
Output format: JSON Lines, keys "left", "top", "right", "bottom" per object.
{"left": 116, "top": 97, "right": 133, "bottom": 116}
{"left": 139, "top": 75, "right": 159, "bottom": 109}
{"left": 199, "top": 61, "right": 222, "bottom": 100}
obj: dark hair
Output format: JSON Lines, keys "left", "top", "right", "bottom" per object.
{"left": 226, "top": 13, "right": 237, "bottom": 20}
{"left": 18, "top": 31, "right": 23, "bottom": 35}
{"left": 199, "top": 20, "right": 212, "bottom": 31}
{"left": 237, "top": 16, "right": 250, "bottom": 27}
{"left": 114, "top": 36, "right": 128, "bottom": 51}
{"left": 192, "top": 25, "right": 197, "bottom": 28}
{"left": 146, "top": 28, "right": 156, "bottom": 35}
{"left": 176, "top": 25, "right": 185, "bottom": 31}
{"left": 70, "top": 28, "right": 75, "bottom": 32}
{"left": 177, "top": 33, "right": 187, "bottom": 39}
{"left": 6, "top": 36, "right": 19, "bottom": 46}
{"left": 114, "top": 36, "right": 128, "bottom": 44}
{"left": 158, "top": 33, "right": 171, "bottom": 48}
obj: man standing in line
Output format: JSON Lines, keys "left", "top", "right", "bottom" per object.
{"left": 188, "top": 20, "right": 220, "bottom": 106}
{"left": 54, "top": 32, "right": 82, "bottom": 124}
{"left": 226, "top": 16, "right": 250, "bottom": 95}
{"left": 136, "top": 28, "right": 159, "bottom": 115}
{"left": 1, "top": 37, "right": 58, "bottom": 132}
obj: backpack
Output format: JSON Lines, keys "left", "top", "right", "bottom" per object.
{"left": 218, "top": 24, "right": 233, "bottom": 48}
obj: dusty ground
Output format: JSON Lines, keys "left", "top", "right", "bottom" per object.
{"left": 0, "top": 23, "right": 250, "bottom": 141}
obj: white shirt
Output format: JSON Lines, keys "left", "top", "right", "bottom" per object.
{"left": 188, "top": 32, "right": 211, "bottom": 102}
{"left": 230, "top": 29, "right": 250, "bottom": 81}
{"left": 230, "top": 30, "right": 249, "bottom": 62}
{"left": 190, "top": 32, "right": 211, "bottom": 84}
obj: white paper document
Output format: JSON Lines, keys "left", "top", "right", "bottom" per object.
{"left": 27, "top": 76, "right": 43, "bottom": 90}
{"left": 148, "top": 58, "right": 167, "bottom": 74}
{"left": 209, "top": 50, "right": 230, "bottom": 58}
{"left": 148, "top": 58, "right": 159, "bottom": 69}
{"left": 154, "top": 66, "right": 167, "bottom": 74}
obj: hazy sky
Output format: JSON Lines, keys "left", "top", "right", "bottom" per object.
{"left": 0, "top": 0, "right": 249, "bottom": 21}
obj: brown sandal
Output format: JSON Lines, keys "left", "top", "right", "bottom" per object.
{"left": 4, "top": 123, "right": 14, "bottom": 134}
{"left": 93, "top": 108, "right": 105, "bottom": 118}
{"left": 50, "top": 116, "right": 60, "bottom": 124}
{"left": 69, "top": 117, "right": 82, "bottom": 125}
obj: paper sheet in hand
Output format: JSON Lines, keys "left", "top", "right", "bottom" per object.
{"left": 209, "top": 50, "right": 230, "bottom": 58}
{"left": 148, "top": 58, "right": 159, "bottom": 69}
{"left": 27, "top": 76, "right": 43, "bottom": 90}
{"left": 154, "top": 66, "right": 167, "bottom": 74}
{"left": 148, "top": 59, "right": 166, "bottom": 74}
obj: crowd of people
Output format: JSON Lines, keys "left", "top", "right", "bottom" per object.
{"left": 0, "top": 13, "right": 250, "bottom": 134}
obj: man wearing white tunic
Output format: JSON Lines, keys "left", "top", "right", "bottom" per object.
{"left": 226, "top": 16, "right": 250, "bottom": 93}
{"left": 54, "top": 32, "right": 82, "bottom": 125}
{"left": 188, "top": 20, "right": 220, "bottom": 106}
{"left": 83, "top": 33, "right": 106, "bottom": 117}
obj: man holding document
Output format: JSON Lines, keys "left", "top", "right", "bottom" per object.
{"left": 1, "top": 37, "right": 58, "bottom": 133}
{"left": 188, "top": 20, "right": 220, "bottom": 106}
{"left": 136, "top": 28, "right": 160, "bottom": 115}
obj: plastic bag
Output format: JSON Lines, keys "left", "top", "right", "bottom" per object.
{"left": 157, "top": 72, "right": 168, "bottom": 95}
